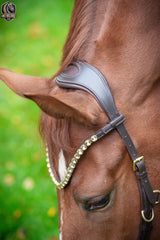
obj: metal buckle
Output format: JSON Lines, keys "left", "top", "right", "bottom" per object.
{"left": 133, "top": 156, "right": 144, "bottom": 171}
{"left": 153, "top": 190, "right": 160, "bottom": 205}
{"left": 141, "top": 209, "right": 154, "bottom": 222}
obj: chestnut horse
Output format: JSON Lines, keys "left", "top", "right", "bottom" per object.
{"left": 0, "top": 0, "right": 160, "bottom": 239}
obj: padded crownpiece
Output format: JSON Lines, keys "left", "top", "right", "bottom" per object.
{"left": 56, "top": 61, "right": 119, "bottom": 120}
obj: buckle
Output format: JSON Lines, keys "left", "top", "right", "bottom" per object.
{"left": 133, "top": 156, "right": 144, "bottom": 171}
{"left": 153, "top": 190, "right": 160, "bottom": 205}
{"left": 141, "top": 209, "right": 154, "bottom": 222}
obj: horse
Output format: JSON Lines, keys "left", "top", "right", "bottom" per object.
{"left": 0, "top": 0, "right": 160, "bottom": 239}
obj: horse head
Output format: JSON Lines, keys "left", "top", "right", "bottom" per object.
{"left": 0, "top": 0, "right": 160, "bottom": 239}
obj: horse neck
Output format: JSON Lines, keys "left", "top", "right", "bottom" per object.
{"left": 74, "top": 0, "right": 160, "bottom": 108}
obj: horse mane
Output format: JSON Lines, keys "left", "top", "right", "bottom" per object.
{"left": 41, "top": 0, "right": 97, "bottom": 154}
{"left": 52, "top": 0, "right": 97, "bottom": 78}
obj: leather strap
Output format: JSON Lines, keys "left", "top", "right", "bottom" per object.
{"left": 56, "top": 61, "right": 156, "bottom": 239}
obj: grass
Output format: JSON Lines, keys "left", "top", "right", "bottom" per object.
{"left": 0, "top": 0, "right": 73, "bottom": 239}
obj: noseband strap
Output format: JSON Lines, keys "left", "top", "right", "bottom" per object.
{"left": 55, "top": 61, "right": 158, "bottom": 240}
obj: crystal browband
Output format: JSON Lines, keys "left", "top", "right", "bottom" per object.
{"left": 46, "top": 114, "right": 125, "bottom": 189}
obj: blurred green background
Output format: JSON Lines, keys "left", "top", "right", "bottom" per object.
{"left": 0, "top": 0, "right": 73, "bottom": 239}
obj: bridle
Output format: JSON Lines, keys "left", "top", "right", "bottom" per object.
{"left": 46, "top": 61, "right": 160, "bottom": 239}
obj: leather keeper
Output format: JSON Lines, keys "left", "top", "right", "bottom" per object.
{"left": 96, "top": 114, "right": 125, "bottom": 139}
{"left": 136, "top": 161, "right": 156, "bottom": 204}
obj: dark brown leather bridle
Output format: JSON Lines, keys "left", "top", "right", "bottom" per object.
{"left": 49, "top": 61, "right": 160, "bottom": 239}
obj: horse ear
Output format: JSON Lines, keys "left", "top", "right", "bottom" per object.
{"left": 0, "top": 68, "right": 49, "bottom": 97}
{"left": 0, "top": 68, "right": 100, "bottom": 125}
{"left": 24, "top": 91, "right": 100, "bottom": 125}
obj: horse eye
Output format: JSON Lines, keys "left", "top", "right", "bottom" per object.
{"left": 82, "top": 193, "right": 110, "bottom": 212}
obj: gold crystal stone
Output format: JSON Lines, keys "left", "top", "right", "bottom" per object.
{"left": 65, "top": 176, "right": 69, "bottom": 181}
{"left": 72, "top": 158, "right": 77, "bottom": 164}
{"left": 75, "top": 154, "right": 80, "bottom": 159}
{"left": 70, "top": 163, "right": 75, "bottom": 169}
{"left": 68, "top": 168, "right": 73, "bottom": 173}
{"left": 52, "top": 178, "right": 55, "bottom": 182}
{"left": 85, "top": 140, "right": 92, "bottom": 146}
{"left": 77, "top": 149, "right": 83, "bottom": 155}
{"left": 47, "top": 163, "right": 50, "bottom": 168}
{"left": 81, "top": 144, "right": 87, "bottom": 150}
{"left": 91, "top": 135, "right": 98, "bottom": 142}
